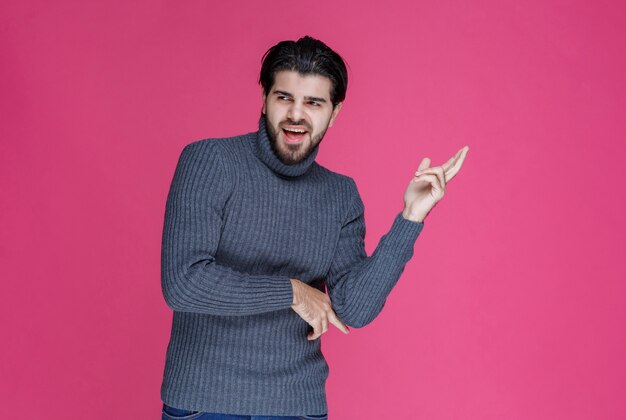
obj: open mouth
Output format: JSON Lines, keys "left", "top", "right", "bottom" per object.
{"left": 281, "top": 126, "right": 308, "bottom": 143}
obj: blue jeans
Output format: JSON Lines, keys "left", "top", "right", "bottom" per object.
{"left": 161, "top": 403, "right": 328, "bottom": 420}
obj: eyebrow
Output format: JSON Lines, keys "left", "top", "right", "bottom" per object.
{"left": 273, "top": 90, "right": 328, "bottom": 103}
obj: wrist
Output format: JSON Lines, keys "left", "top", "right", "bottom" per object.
{"left": 290, "top": 278, "right": 301, "bottom": 306}
{"left": 402, "top": 208, "right": 425, "bottom": 223}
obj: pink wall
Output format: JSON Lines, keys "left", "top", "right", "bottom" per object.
{"left": 1, "top": 1, "right": 625, "bottom": 419}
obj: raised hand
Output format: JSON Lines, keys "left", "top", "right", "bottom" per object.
{"left": 290, "top": 278, "right": 350, "bottom": 340}
{"left": 403, "top": 146, "right": 470, "bottom": 223}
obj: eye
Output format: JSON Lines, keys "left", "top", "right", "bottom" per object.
{"left": 307, "top": 101, "right": 321, "bottom": 107}
{"left": 278, "top": 95, "right": 292, "bottom": 101}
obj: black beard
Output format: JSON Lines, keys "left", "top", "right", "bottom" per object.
{"left": 264, "top": 115, "right": 327, "bottom": 165}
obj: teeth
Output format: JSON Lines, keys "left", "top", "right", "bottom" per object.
{"left": 284, "top": 128, "right": 306, "bottom": 133}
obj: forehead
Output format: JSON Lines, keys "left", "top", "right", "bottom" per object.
{"left": 271, "top": 70, "right": 332, "bottom": 100}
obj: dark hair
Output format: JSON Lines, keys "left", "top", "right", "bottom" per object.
{"left": 259, "top": 36, "right": 348, "bottom": 106}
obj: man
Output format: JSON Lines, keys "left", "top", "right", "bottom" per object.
{"left": 160, "top": 36, "right": 469, "bottom": 419}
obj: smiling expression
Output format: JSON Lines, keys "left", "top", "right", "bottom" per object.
{"left": 262, "top": 70, "right": 342, "bottom": 165}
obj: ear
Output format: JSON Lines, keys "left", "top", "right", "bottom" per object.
{"left": 261, "top": 86, "right": 267, "bottom": 115}
{"left": 329, "top": 102, "right": 343, "bottom": 127}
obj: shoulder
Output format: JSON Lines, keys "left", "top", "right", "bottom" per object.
{"left": 178, "top": 132, "right": 252, "bottom": 165}
{"left": 182, "top": 132, "right": 249, "bottom": 154}
{"left": 171, "top": 135, "right": 248, "bottom": 195}
{"left": 172, "top": 133, "right": 244, "bottom": 179}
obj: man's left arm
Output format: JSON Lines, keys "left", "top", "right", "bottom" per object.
{"left": 326, "top": 146, "right": 469, "bottom": 328}
{"left": 325, "top": 182, "right": 424, "bottom": 328}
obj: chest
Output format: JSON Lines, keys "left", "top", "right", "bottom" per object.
{"left": 215, "top": 171, "right": 346, "bottom": 281}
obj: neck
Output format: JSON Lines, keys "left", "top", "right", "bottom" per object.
{"left": 251, "top": 115, "right": 319, "bottom": 178}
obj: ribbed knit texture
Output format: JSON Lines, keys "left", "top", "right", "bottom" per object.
{"left": 160, "top": 117, "right": 425, "bottom": 416}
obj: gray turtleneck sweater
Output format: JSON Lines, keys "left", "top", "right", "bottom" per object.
{"left": 160, "top": 117, "right": 424, "bottom": 416}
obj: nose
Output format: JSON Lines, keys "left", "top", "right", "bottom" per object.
{"left": 286, "top": 101, "right": 304, "bottom": 123}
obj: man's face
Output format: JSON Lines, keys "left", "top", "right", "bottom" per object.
{"left": 263, "top": 70, "right": 342, "bottom": 165}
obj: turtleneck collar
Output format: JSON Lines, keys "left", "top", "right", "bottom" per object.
{"left": 251, "top": 115, "right": 319, "bottom": 178}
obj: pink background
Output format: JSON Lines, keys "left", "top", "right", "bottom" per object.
{"left": 1, "top": 1, "right": 625, "bottom": 419}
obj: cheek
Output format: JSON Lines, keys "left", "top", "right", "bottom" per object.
{"left": 314, "top": 115, "right": 331, "bottom": 131}
{"left": 269, "top": 107, "right": 287, "bottom": 122}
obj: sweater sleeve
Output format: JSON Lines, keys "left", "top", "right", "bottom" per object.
{"left": 325, "top": 179, "right": 425, "bottom": 328}
{"left": 161, "top": 140, "right": 294, "bottom": 315}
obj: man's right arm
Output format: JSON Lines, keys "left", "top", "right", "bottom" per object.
{"left": 161, "top": 141, "right": 294, "bottom": 316}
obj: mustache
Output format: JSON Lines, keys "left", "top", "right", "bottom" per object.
{"left": 280, "top": 119, "right": 311, "bottom": 131}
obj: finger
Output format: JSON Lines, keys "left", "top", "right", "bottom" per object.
{"left": 328, "top": 312, "right": 350, "bottom": 334}
{"left": 413, "top": 172, "right": 441, "bottom": 188}
{"left": 321, "top": 315, "right": 329, "bottom": 335}
{"left": 434, "top": 166, "right": 446, "bottom": 190}
{"left": 417, "top": 157, "right": 431, "bottom": 172}
{"left": 413, "top": 173, "right": 444, "bottom": 196}
{"left": 440, "top": 147, "right": 465, "bottom": 179}
{"left": 439, "top": 146, "right": 468, "bottom": 183}
{"left": 445, "top": 146, "right": 469, "bottom": 183}
{"left": 441, "top": 148, "right": 464, "bottom": 173}
{"left": 308, "top": 322, "right": 323, "bottom": 341}
{"left": 415, "top": 167, "right": 446, "bottom": 190}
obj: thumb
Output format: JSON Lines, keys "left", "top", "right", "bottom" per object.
{"left": 417, "top": 157, "right": 431, "bottom": 171}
